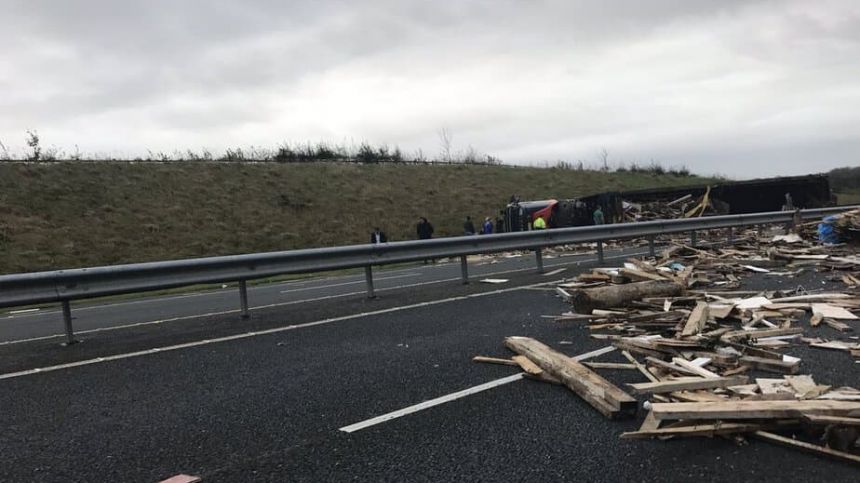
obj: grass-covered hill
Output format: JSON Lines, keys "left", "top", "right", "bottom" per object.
{"left": 0, "top": 161, "right": 714, "bottom": 274}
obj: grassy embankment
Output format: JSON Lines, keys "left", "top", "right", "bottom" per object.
{"left": 0, "top": 162, "right": 715, "bottom": 274}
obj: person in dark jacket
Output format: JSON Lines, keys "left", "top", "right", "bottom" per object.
{"left": 370, "top": 227, "right": 387, "bottom": 244}
{"left": 463, "top": 216, "right": 476, "bottom": 235}
{"left": 417, "top": 217, "right": 434, "bottom": 240}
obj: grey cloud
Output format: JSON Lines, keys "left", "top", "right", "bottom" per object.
{"left": 1, "top": 0, "right": 858, "bottom": 177}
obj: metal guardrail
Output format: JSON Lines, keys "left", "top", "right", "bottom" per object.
{"left": 0, "top": 206, "right": 855, "bottom": 344}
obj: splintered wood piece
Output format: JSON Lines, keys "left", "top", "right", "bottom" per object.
{"left": 650, "top": 400, "right": 860, "bottom": 421}
{"left": 672, "top": 357, "right": 720, "bottom": 378}
{"left": 512, "top": 355, "right": 545, "bottom": 376}
{"left": 753, "top": 431, "right": 860, "bottom": 466}
{"left": 621, "top": 350, "right": 660, "bottom": 382}
{"left": 505, "top": 336, "right": 636, "bottom": 419}
{"left": 823, "top": 319, "right": 853, "bottom": 332}
{"left": 629, "top": 376, "right": 749, "bottom": 394}
{"left": 680, "top": 302, "right": 709, "bottom": 337}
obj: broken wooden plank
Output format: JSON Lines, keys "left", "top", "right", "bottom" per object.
{"left": 505, "top": 337, "right": 636, "bottom": 418}
{"left": 801, "top": 414, "right": 860, "bottom": 426}
{"left": 650, "top": 400, "right": 860, "bottom": 421}
{"left": 629, "top": 376, "right": 749, "bottom": 394}
{"left": 680, "top": 301, "right": 709, "bottom": 337}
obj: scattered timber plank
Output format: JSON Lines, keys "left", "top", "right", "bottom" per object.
{"left": 669, "top": 390, "right": 727, "bottom": 402}
{"left": 801, "top": 414, "right": 860, "bottom": 426}
{"left": 708, "top": 303, "right": 735, "bottom": 319}
{"left": 753, "top": 431, "right": 860, "bottom": 466}
{"left": 650, "top": 400, "right": 860, "bottom": 421}
{"left": 619, "top": 268, "right": 666, "bottom": 283}
{"left": 472, "top": 356, "right": 518, "bottom": 366}
{"left": 629, "top": 376, "right": 749, "bottom": 394}
{"left": 721, "top": 327, "right": 804, "bottom": 343}
{"left": 622, "top": 422, "right": 771, "bottom": 439}
{"left": 505, "top": 336, "right": 636, "bottom": 419}
{"left": 770, "top": 293, "right": 852, "bottom": 303}
{"left": 740, "top": 356, "right": 800, "bottom": 374}
{"left": 811, "top": 303, "right": 858, "bottom": 320}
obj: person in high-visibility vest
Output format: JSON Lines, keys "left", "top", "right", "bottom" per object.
{"left": 533, "top": 216, "right": 547, "bottom": 230}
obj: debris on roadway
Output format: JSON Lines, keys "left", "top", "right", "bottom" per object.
{"left": 475, "top": 213, "right": 860, "bottom": 466}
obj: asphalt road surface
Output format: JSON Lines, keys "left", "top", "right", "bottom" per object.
{"left": 0, "top": 245, "right": 857, "bottom": 482}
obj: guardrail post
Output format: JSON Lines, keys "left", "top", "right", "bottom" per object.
{"left": 61, "top": 300, "right": 78, "bottom": 345}
{"left": 365, "top": 266, "right": 376, "bottom": 298}
{"left": 596, "top": 241, "right": 605, "bottom": 265}
{"left": 728, "top": 226, "right": 734, "bottom": 244}
{"left": 690, "top": 230, "right": 698, "bottom": 247}
{"left": 648, "top": 235, "right": 656, "bottom": 258}
{"left": 238, "top": 280, "right": 249, "bottom": 319}
{"left": 460, "top": 255, "right": 469, "bottom": 284}
{"left": 535, "top": 248, "right": 544, "bottom": 273}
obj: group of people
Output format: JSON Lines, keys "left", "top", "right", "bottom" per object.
{"left": 370, "top": 215, "right": 495, "bottom": 246}
{"left": 370, "top": 204, "right": 608, "bottom": 245}
{"left": 462, "top": 215, "right": 495, "bottom": 235}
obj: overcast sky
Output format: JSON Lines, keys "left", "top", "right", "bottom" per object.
{"left": 2, "top": 0, "right": 858, "bottom": 178}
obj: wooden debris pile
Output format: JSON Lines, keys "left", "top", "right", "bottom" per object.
{"left": 475, "top": 234, "right": 860, "bottom": 465}
{"left": 623, "top": 189, "right": 730, "bottom": 222}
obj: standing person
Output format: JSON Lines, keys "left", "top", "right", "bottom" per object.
{"left": 533, "top": 216, "right": 547, "bottom": 230}
{"left": 482, "top": 217, "right": 493, "bottom": 234}
{"left": 495, "top": 216, "right": 504, "bottom": 234}
{"left": 370, "top": 227, "right": 387, "bottom": 244}
{"left": 593, "top": 205, "right": 605, "bottom": 225}
{"left": 417, "top": 217, "right": 434, "bottom": 240}
{"left": 463, "top": 216, "right": 476, "bottom": 235}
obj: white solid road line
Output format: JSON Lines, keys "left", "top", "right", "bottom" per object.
{"left": 279, "top": 273, "right": 420, "bottom": 293}
{"left": 0, "top": 280, "right": 561, "bottom": 381}
{"left": 338, "top": 374, "right": 526, "bottom": 433}
{"left": 338, "top": 345, "right": 618, "bottom": 433}
{"left": 0, "top": 250, "right": 648, "bottom": 345}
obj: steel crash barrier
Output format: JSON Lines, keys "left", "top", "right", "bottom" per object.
{"left": 0, "top": 206, "right": 855, "bottom": 344}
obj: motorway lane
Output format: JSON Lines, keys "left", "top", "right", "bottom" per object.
{"left": 0, "top": 246, "right": 647, "bottom": 344}
{"left": 0, "top": 271, "right": 856, "bottom": 482}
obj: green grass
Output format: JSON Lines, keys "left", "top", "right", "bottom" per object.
{"left": 835, "top": 191, "right": 860, "bottom": 205}
{"left": 0, "top": 161, "right": 716, "bottom": 274}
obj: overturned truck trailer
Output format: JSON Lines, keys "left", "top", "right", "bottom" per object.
{"left": 600, "top": 173, "right": 834, "bottom": 222}
{"left": 502, "top": 174, "right": 833, "bottom": 231}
